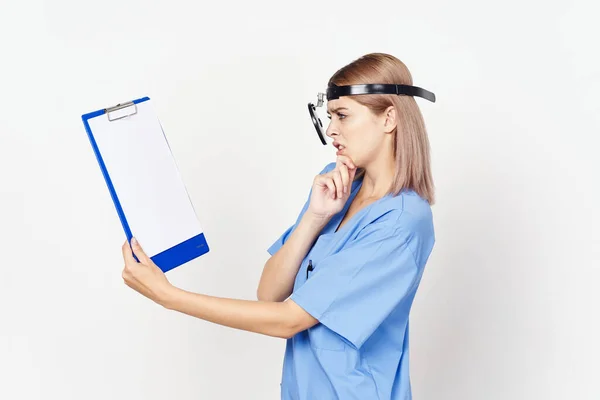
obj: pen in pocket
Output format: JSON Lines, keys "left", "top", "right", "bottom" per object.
{"left": 306, "top": 259, "right": 314, "bottom": 279}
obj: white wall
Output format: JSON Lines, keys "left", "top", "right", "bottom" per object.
{"left": 1, "top": 0, "right": 598, "bottom": 399}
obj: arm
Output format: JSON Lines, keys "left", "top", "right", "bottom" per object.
{"left": 257, "top": 213, "right": 329, "bottom": 302}
{"left": 162, "top": 287, "right": 319, "bottom": 339}
{"left": 121, "top": 238, "right": 319, "bottom": 339}
{"left": 258, "top": 158, "right": 355, "bottom": 302}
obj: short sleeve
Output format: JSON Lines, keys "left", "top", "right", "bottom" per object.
{"left": 289, "top": 211, "right": 435, "bottom": 349}
{"left": 267, "top": 162, "right": 336, "bottom": 256}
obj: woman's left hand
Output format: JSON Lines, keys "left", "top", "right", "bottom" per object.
{"left": 121, "top": 237, "right": 174, "bottom": 306}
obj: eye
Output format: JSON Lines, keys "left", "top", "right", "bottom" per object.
{"left": 327, "top": 113, "right": 346, "bottom": 120}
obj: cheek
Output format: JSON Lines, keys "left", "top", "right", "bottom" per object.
{"left": 347, "top": 124, "right": 385, "bottom": 161}
{"left": 346, "top": 120, "right": 377, "bottom": 149}
{"left": 345, "top": 119, "right": 367, "bottom": 142}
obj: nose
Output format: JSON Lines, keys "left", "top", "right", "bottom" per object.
{"left": 325, "top": 121, "right": 338, "bottom": 140}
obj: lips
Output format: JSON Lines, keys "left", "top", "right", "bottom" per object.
{"left": 334, "top": 142, "right": 346, "bottom": 156}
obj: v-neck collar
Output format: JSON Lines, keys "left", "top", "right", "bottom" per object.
{"left": 330, "top": 176, "right": 371, "bottom": 234}
{"left": 332, "top": 181, "right": 360, "bottom": 233}
{"left": 330, "top": 176, "right": 394, "bottom": 235}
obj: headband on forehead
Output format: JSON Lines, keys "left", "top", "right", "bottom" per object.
{"left": 326, "top": 83, "right": 436, "bottom": 102}
{"left": 308, "top": 82, "right": 436, "bottom": 145}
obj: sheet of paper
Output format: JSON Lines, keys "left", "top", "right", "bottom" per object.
{"left": 88, "top": 100, "right": 203, "bottom": 257}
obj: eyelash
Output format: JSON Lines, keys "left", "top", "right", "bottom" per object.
{"left": 327, "top": 113, "right": 346, "bottom": 120}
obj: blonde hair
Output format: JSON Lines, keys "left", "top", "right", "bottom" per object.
{"left": 328, "top": 53, "right": 435, "bottom": 205}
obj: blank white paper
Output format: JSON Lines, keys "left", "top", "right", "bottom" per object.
{"left": 88, "top": 99, "right": 203, "bottom": 257}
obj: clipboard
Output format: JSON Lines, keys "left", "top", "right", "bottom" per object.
{"left": 81, "top": 96, "right": 209, "bottom": 272}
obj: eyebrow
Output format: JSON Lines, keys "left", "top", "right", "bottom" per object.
{"left": 327, "top": 107, "right": 349, "bottom": 115}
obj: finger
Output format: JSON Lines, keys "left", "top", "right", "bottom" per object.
{"left": 348, "top": 164, "right": 356, "bottom": 183}
{"left": 324, "top": 177, "right": 336, "bottom": 199}
{"left": 131, "top": 237, "right": 151, "bottom": 265}
{"left": 337, "top": 163, "right": 349, "bottom": 194}
{"left": 319, "top": 175, "right": 337, "bottom": 199}
{"left": 336, "top": 155, "right": 356, "bottom": 171}
{"left": 122, "top": 265, "right": 133, "bottom": 283}
{"left": 337, "top": 156, "right": 357, "bottom": 184}
{"left": 122, "top": 240, "right": 137, "bottom": 265}
{"left": 315, "top": 175, "right": 336, "bottom": 199}
{"left": 331, "top": 170, "right": 343, "bottom": 199}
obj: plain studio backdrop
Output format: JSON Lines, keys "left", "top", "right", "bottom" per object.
{"left": 1, "top": 0, "right": 598, "bottom": 399}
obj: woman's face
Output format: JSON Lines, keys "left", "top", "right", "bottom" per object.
{"left": 325, "top": 97, "right": 394, "bottom": 167}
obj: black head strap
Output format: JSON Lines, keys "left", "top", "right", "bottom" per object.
{"left": 326, "top": 83, "right": 436, "bottom": 103}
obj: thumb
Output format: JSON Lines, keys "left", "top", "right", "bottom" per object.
{"left": 131, "top": 237, "right": 151, "bottom": 264}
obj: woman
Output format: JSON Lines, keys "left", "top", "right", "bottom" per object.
{"left": 121, "top": 52, "right": 436, "bottom": 399}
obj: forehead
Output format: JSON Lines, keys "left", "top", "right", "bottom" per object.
{"left": 326, "top": 98, "right": 354, "bottom": 114}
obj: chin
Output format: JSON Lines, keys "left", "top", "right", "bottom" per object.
{"left": 347, "top": 153, "right": 359, "bottom": 165}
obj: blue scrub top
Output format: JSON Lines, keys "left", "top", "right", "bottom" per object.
{"left": 267, "top": 162, "right": 435, "bottom": 400}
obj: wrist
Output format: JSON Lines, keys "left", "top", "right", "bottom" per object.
{"left": 302, "top": 211, "right": 331, "bottom": 230}
{"left": 159, "top": 284, "right": 181, "bottom": 310}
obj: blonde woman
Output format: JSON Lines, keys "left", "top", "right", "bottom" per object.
{"left": 122, "top": 53, "right": 436, "bottom": 400}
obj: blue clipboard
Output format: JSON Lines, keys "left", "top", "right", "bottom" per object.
{"left": 82, "top": 96, "right": 209, "bottom": 272}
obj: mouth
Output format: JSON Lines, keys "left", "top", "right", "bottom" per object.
{"left": 333, "top": 142, "right": 346, "bottom": 151}
{"left": 333, "top": 142, "right": 346, "bottom": 155}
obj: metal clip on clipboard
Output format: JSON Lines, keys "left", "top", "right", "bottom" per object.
{"left": 104, "top": 101, "right": 138, "bottom": 122}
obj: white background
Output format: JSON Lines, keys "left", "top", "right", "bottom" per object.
{"left": 1, "top": 1, "right": 599, "bottom": 399}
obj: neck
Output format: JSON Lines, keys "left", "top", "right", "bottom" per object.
{"left": 358, "top": 151, "right": 395, "bottom": 200}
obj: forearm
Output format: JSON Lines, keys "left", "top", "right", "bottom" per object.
{"left": 257, "top": 213, "right": 329, "bottom": 302}
{"left": 162, "top": 286, "right": 296, "bottom": 339}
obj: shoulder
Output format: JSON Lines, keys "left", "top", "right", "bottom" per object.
{"left": 357, "top": 190, "right": 435, "bottom": 267}
{"left": 397, "top": 190, "right": 434, "bottom": 231}
{"left": 365, "top": 189, "right": 434, "bottom": 237}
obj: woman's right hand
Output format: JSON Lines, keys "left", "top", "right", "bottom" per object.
{"left": 306, "top": 156, "right": 357, "bottom": 220}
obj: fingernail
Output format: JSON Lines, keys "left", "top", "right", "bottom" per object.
{"left": 344, "top": 186, "right": 347, "bottom": 193}
{"left": 131, "top": 237, "right": 137, "bottom": 246}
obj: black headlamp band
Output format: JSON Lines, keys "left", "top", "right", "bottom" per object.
{"left": 326, "top": 83, "right": 436, "bottom": 103}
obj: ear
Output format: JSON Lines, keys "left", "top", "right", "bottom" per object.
{"left": 382, "top": 106, "right": 397, "bottom": 134}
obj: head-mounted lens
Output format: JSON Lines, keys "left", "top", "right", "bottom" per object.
{"left": 308, "top": 93, "right": 327, "bottom": 145}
